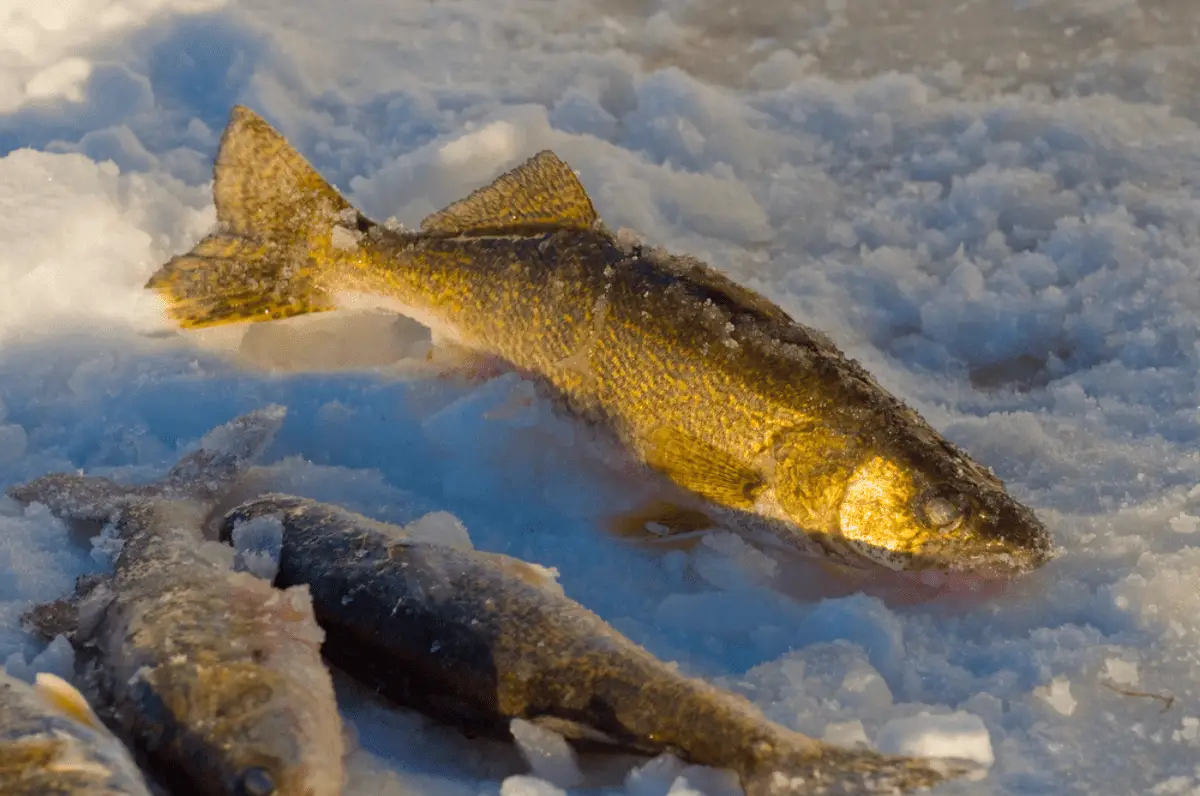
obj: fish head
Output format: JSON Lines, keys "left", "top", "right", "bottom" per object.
{"left": 821, "top": 422, "right": 1054, "bottom": 577}
{"left": 132, "top": 576, "right": 344, "bottom": 796}
{"left": 147, "top": 657, "right": 342, "bottom": 796}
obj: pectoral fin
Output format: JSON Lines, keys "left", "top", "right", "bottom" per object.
{"left": 643, "top": 427, "right": 765, "bottom": 509}
{"left": 34, "top": 672, "right": 103, "bottom": 730}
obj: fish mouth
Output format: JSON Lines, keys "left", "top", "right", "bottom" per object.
{"left": 817, "top": 532, "right": 1058, "bottom": 586}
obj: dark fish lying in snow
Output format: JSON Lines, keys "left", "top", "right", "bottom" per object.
{"left": 221, "top": 493, "right": 974, "bottom": 796}
{"left": 7, "top": 408, "right": 345, "bottom": 796}
{"left": 0, "top": 669, "right": 153, "bottom": 796}
{"left": 146, "top": 104, "right": 1053, "bottom": 579}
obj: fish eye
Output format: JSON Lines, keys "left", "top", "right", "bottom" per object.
{"left": 237, "top": 766, "right": 276, "bottom": 796}
{"left": 920, "top": 494, "right": 964, "bottom": 531}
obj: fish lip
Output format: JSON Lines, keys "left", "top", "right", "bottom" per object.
{"left": 825, "top": 535, "right": 1059, "bottom": 581}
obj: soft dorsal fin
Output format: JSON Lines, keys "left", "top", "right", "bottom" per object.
{"left": 420, "top": 151, "right": 599, "bottom": 236}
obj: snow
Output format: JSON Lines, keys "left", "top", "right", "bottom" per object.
{"left": 509, "top": 720, "right": 584, "bottom": 789}
{"left": 231, "top": 514, "right": 284, "bottom": 581}
{"left": 2, "top": 0, "right": 1200, "bottom": 794}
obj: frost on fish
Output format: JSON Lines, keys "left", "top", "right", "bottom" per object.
{"left": 7, "top": 408, "right": 346, "bottom": 796}
{"left": 220, "top": 494, "right": 973, "bottom": 796}
{"left": 0, "top": 667, "right": 153, "bottom": 796}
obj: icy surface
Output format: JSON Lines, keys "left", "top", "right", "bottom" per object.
{"left": 3, "top": 0, "right": 1200, "bottom": 794}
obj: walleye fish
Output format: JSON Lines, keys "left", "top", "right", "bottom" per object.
{"left": 147, "top": 105, "right": 1053, "bottom": 576}
{"left": 0, "top": 669, "right": 153, "bottom": 796}
{"left": 7, "top": 409, "right": 345, "bottom": 796}
{"left": 221, "top": 493, "right": 974, "bottom": 796}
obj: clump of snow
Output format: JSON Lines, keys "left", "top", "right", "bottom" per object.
{"left": 3, "top": 634, "right": 75, "bottom": 683}
{"left": 1, "top": 0, "right": 227, "bottom": 113}
{"left": 509, "top": 719, "right": 583, "bottom": 788}
{"left": 875, "top": 711, "right": 994, "bottom": 768}
{"left": 820, "top": 719, "right": 870, "bottom": 748}
{"left": 405, "top": 511, "right": 472, "bottom": 550}
{"left": 1103, "top": 658, "right": 1139, "bottom": 687}
{"left": 625, "top": 755, "right": 740, "bottom": 796}
{"left": 231, "top": 515, "right": 284, "bottom": 581}
{"left": 1034, "top": 676, "right": 1078, "bottom": 717}
{"left": 500, "top": 776, "right": 566, "bottom": 796}
{"left": 0, "top": 150, "right": 211, "bottom": 342}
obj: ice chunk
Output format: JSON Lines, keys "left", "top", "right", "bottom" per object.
{"left": 834, "top": 661, "right": 894, "bottom": 711}
{"left": 1174, "top": 717, "right": 1200, "bottom": 743}
{"left": 4, "top": 635, "right": 75, "bottom": 683}
{"left": 232, "top": 515, "right": 285, "bottom": 582}
{"left": 90, "top": 520, "right": 125, "bottom": 566}
{"left": 626, "top": 754, "right": 687, "bottom": 796}
{"left": 875, "top": 711, "right": 994, "bottom": 768}
{"left": 1033, "top": 676, "right": 1077, "bottom": 716}
{"left": 404, "top": 511, "right": 472, "bottom": 550}
{"left": 1103, "top": 658, "right": 1140, "bottom": 687}
{"left": 197, "top": 540, "right": 236, "bottom": 569}
{"left": 667, "top": 766, "right": 741, "bottom": 796}
{"left": 821, "top": 719, "right": 871, "bottom": 748}
{"left": 509, "top": 718, "right": 583, "bottom": 788}
{"left": 499, "top": 775, "right": 566, "bottom": 796}
{"left": 1168, "top": 513, "right": 1199, "bottom": 534}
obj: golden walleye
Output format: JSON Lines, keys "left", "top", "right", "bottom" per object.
{"left": 146, "top": 105, "right": 1052, "bottom": 576}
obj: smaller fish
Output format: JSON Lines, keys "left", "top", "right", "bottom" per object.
{"left": 8, "top": 409, "right": 345, "bottom": 796}
{"left": 0, "top": 669, "right": 154, "bottom": 796}
{"left": 221, "top": 494, "right": 974, "bottom": 796}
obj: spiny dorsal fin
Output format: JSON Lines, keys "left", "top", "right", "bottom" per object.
{"left": 7, "top": 407, "right": 287, "bottom": 520}
{"left": 420, "top": 150, "right": 599, "bottom": 237}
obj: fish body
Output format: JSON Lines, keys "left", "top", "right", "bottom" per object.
{"left": 148, "top": 105, "right": 1053, "bottom": 576}
{"left": 221, "top": 494, "right": 972, "bottom": 796}
{"left": 7, "top": 409, "right": 345, "bottom": 796}
{"left": 0, "top": 669, "right": 153, "bottom": 796}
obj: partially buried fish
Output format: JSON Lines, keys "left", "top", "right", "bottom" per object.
{"left": 7, "top": 408, "right": 345, "bottom": 796}
{"left": 146, "top": 105, "right": 1053, "bottom": 578}
{"left": 221, "top": 493, "right": 975, "bottom": 796}
{"left": 0, "top": 669, "right": 153, "bottom": 796}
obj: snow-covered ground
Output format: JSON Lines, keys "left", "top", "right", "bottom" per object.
{"left": 3, "top": 0, "right": 1200, "bottom": 793}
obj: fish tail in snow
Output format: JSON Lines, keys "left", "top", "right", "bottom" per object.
{"left": 742, "top": 745, "right": 976, "bottom": 796}
{"left": 145, "top": 105, "right": 373, "bottom": 328}
{"left": 6, "top": 406, "right": 287, "bottom": 517}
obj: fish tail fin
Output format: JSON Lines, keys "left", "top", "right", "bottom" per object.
{"left": 743, "top": 745, "right": 974, "bottom": 796}
{"left": 164, "top": 404, "right": 288, "bottom": 495}
{"left": 146, "top": 105, "right": 373, "bottom": 329}
{"left": 8, "top": 407, "right": 287, "bottom": 521}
